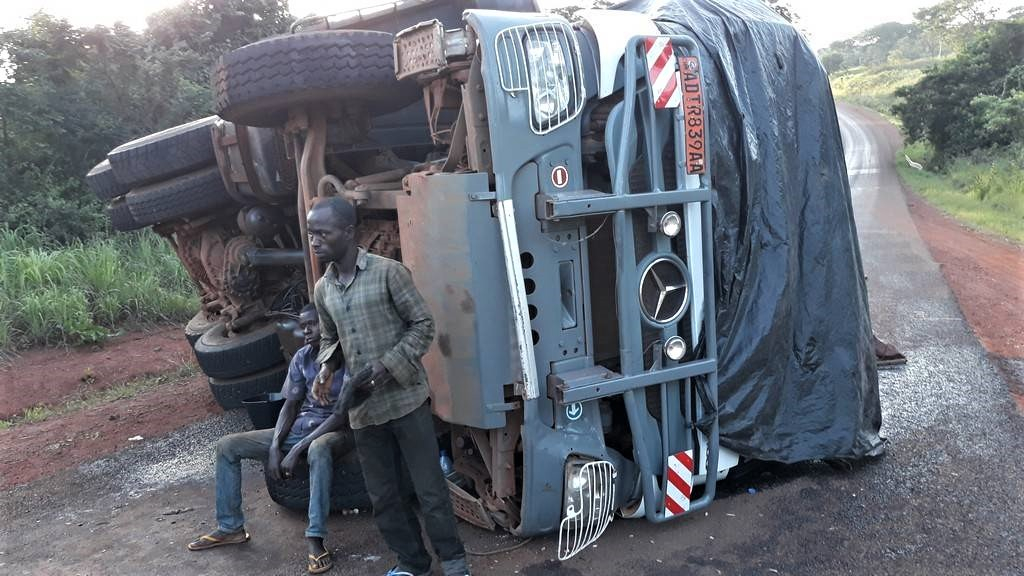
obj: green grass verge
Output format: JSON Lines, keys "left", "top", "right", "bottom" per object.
{"left": 0, "top": 361, "right": 198, "bottom": 430}
{"left": 0, "top": 227, "right": 199, "bottom": 353}
{"left": 897, "top": 142, "right": 1024, "bottom": 244}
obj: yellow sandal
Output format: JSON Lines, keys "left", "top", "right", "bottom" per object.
{"left": 307, "top": 550, "right": 333, "bottom": 574}
{"left": 186, "top": 529, "right": 250, "bottom": 551}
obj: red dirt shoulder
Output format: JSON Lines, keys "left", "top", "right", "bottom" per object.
{"left": 0, "top": 325, "right": 192, "bottom": 418}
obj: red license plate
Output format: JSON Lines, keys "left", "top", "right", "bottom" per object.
{"left": 679, "top": 56, "right": 706, "bottom": 175}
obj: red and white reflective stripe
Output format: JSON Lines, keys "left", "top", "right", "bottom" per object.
{"left": 644, "top": 36, "right": 682, "bottom": 109}
{"left": 664, "top": 450, "right": 694, "bottom": 517}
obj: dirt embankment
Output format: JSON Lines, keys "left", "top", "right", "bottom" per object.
{"left": 0, "top": 325, "right": 194, "bottom": 418}
{"left": 0, "top": 325, "right": 221, "bottom": 489}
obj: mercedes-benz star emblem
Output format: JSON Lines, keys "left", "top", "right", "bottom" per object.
{"left": 639, "top": 258, "right": 689, "bottom": 324}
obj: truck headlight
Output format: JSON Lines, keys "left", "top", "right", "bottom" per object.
{"left": 558, "top": 457, "right": 616, "bottom": 560}
{"left": 660, "top": 211, "right": 682, "bottom": 237}
{"left": 495, "top": 21, "right": 585, "bottom": 135}
{"left": 664, "top": 336, "right": 687, "bottom": 360}
{"left": 526, "top": 35, "right": 571, "bottom": 130}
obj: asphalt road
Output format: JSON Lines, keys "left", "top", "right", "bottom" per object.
{"left": 1, "top": 104, "right": 1022, "bottom": 576}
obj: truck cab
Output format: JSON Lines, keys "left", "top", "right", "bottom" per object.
{"left": 377, "top": 3, "right": 741, "bottom": 557}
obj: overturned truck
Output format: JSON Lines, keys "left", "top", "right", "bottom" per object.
{"left": 89, "top": 0, "right": 884, "bottom": 559}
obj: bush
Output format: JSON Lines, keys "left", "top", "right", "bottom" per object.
{"left": 894, "top": 20, "right": 1024, "bottom": 166}
{"left": 897, "top": 143, "right": 1024, "bottom": 243}
{"left": 0, "top": 227, "right": 198, "bottom": 352}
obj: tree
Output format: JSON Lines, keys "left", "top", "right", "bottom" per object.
{"left": 145, "top": 0, "right": 291, "bottom": 84}
{"left": 894, "top": 19, "right": 1024, "bottom": 164}
{"left": 0, "top": 3, "right": 290, "bottom": 243}
{"left": 820, "top": 52, "right": 846, "bottom": 73}
{"left": 914, "top": 0, "right": 998, "bottom": 53}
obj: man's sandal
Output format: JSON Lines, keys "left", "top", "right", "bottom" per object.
{"left": 186, "top": 529, "right": 250, "bottom": 551}
{"left": 308, "top": 550, "right": 333, "bottom": 574}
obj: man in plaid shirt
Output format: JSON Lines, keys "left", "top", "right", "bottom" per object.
{"left": 308, "top": 197, "right": 470, "bottom": 576}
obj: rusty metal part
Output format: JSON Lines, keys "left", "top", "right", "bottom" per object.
{"left": 236, "top": 205, "right": 283, "bottom": 240}
{"left": 492, "top": 408, "right": 522, "bottom": 499}
{"left": 424, "top": 78, "right": 463, "bottom": 145}
{"left": 287, "top": 106, "right": 328, "bottom": 297}
{"left": 454, "top": 424, "right": 523, "bottom": 531}
{"left": 464, "top": 409, "right": 521, "bottom": 500}
{"left": 340, "top": 166, "right": 414, "bottom": 208}
{"left": 345, "top": 167, "right": 412, "bottom": 187}
{"left": 358, "top": 218, "right": 402, "bottom": 260}
{"left": 155, "top": 224, "right": 218, "bottom": 310}
{"left": 460, "top": 52, "right": 492, "bottom": 173}
{"left": 224, "top": 236, "right": 262, "bottom": 301}
{"left": 292, "top": 130, "right": 316, "bottom": 299}
{"left": 245, "top": 248, "right": 305, "bottom": 267}
{"left": 317, "top": 174, "right": 345, "bottom": 198}
{"left": 448, "top": 479, "right": 497, "bottom": 531}
{"left": 442, "top": 108, "right": 468, "bottom": 172}
{"left": 299, "top": 108, "right": 327, "bottom": 282}
{"left": 213, "top": 120, "right": 296, "bottom": 205}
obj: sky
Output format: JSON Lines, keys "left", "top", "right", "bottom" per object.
{"left": 0, "top": 0, "right": 1020, "bottom": 50}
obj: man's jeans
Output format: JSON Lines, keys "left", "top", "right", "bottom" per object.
{"left": 214, "top": 429, "right": 349, "bottom": 538}
{"left": 354, "top": 402, "right": 468, "bottom": 575}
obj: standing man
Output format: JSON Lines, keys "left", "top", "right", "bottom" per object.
{"left": 307, "top": 197, "right": 470, "bottom": 576}
{"left": 188, "top": 304, "right": 348, "bottom": 575}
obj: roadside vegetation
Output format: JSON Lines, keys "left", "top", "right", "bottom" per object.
{"left": 0, "top": 1, "right": 290, "bottom": 355}
{"left": 822, "top": 0, "right": 1023, "bottom": 243}
{"left": 898, "top": 143, "right": 1024, "bottom": 242}
{"left": 0, "top": 227, "right": 197, "bottom": 353}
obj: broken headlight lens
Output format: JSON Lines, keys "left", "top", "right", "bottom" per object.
{"left": 558, "top": 456, "right": 617, "bottom": 560}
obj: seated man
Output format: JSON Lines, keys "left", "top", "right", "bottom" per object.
{"left": 188, "top": 304, "right": 349, "bottom": 574}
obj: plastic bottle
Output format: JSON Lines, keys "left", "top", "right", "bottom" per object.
{"left": 439, "top": 449, "right": 454, "bottom": 476}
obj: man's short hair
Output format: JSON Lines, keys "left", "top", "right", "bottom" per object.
{"left": 310, "top": 196, "right": 357, "bottom": 227}
{"left": 299, "top": 303, "right": 318, "bottom": 317}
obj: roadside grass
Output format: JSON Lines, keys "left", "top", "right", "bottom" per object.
{"left": 0, "top": 227, "right": 198, "bottom": 354}
{"left": 0, "top": 361, "right": 198, "bottom": 430}
{"left": 830, "top": 60, "right": 935, "bottom": 121}
{"left": 897, "top": 142, "right": 1024, "bottom": 244}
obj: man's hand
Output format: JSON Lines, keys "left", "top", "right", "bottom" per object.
{"left": 281, "top": 444, "right": 304, "bottom": 478}
{"left": 312, "top": 364, "right": 334, "bottom": 405}
{"left": 366, "top": 360, "right": 395, "bottom": 392}
{"left": 267, "top": 447, "right": 284, "bottom": 481}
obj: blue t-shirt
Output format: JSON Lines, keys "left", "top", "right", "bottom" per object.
{"left": 282, "top": 344, "right": 344, "bottom": 438}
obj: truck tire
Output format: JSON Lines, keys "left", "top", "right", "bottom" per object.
{"left": 86, "top": 159, "right": 130, "bottom": 201}
{"left": 193, "top": 321, "right": 284, "bottom": 379}
{"left": 185, "top": 310, "right": 219, "bottom": 347}
{"left": 125, "top": 166, "right": 232, "bottom": 226}
{"left": 212, "top": 31, "right": 418, "bottom": 127}
{"left": 264, "top": 449, "right": 371, "bottom": 512}
{"left": 107, "top": 116, "right": 219, "bottom": 188}
{"left": 208, "top": 363, "right": 288, "bottom": 410}
{"left": 106, "top": 198, "right": 144, "bottom": 232}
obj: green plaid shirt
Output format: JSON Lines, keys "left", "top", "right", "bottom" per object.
{"left": 314, "top": 249, "right": 434, "bottom": 429}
